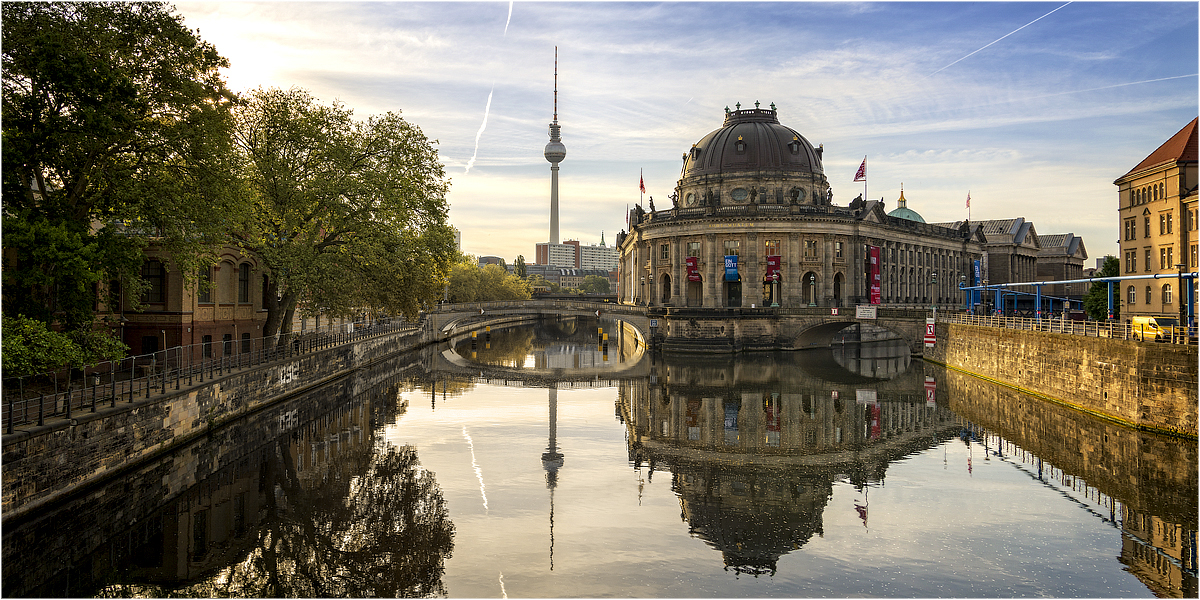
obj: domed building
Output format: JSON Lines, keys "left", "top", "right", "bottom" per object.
{"left": 617, "top": 104, "right": 985, "bottom": 309}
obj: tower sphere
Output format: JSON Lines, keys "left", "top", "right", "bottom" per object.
{"left": 545, "top": 124, "right": 566, "bottom": 164}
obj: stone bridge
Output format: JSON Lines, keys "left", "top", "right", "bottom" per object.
{"left": 424, "top": 300, "right": 932, "bottom": 354}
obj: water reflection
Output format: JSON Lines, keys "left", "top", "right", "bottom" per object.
{"left": 620, "top": 350, "right": 958, "bottom": 576}
{"left": 2, "top": 362, "right": 455, "bottom": 598}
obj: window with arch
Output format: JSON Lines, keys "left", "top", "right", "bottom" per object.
{"left": 1163, "top": 284, "right": 1173, "bottom": 304}
{"left": 1128, "top": 285, "right": 1136, "bottom": 305}
{"left": 1145, "top": 285, "right": 1152, "bottom": 305}
{"left": 238, "top": 263, "right": 251, "bottom": 303}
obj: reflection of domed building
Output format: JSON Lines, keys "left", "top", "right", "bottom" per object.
{"left": 617, "top": 104, "right": 984, "bottom": 308}
{"left": 618, "top": 350, "right": 962, "bottom": 575}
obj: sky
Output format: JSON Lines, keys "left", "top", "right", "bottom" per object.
{"left": 174, "top": 1, "right": 1199, "bottom": 264}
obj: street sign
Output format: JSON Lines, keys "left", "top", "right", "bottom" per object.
{"left": 831, "top": 308, "right": 839, "bottom": 316}
{"left": 924, "top": 318, "right": 936, "bottom": 346}
{"left": 856, "top": 305, "right": 877, "bottom": 319}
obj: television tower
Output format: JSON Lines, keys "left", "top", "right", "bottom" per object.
{"left": 544, "top": 47, "right": 566, "bottom": 244}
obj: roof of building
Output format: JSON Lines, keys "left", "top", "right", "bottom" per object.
{"left": 885, "top": 187, "right": 926, "bottom": 223}
{"left": 681, "top": 103, "right": 823, "bottom": 179}
{"left": 1118, "top": 117, "right": 1198, "bottom": 180}
{"left": 1037, "top": 233, "right": 1087, "bottom": 259}
{"left": 975, "top": 218, "right": 1039, "bottom": 248}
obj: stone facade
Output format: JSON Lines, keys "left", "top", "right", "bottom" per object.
{"left": 1115, "top": 118, "right": 1199, "bottom": 322}
{"left": 925, "top": 322, "right": 1198, "bottom": 437}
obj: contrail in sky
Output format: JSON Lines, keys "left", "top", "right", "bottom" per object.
{"left": 464, "top": 85, "right": 494, "bottom": 174}
{"left": 929, "top": 2, "right": 1071, "bottom": 77}
{"left": 504, "top": 1, "right": 513, "bottom": 35}
{"left": 463, "top": 426, "right": 488, "bottom": 510}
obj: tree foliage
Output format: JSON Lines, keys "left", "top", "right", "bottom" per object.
{"left": 1083, "top": 255, "right": 1121, "bottom": 321}
{"left": 1, "top": 315, "right": 128, "bottom": 378}
{"left": 445, "top": 259, "right": 531, "bottom": 303}
{"left": 579, "top": 274, "right": 611, "bottom": 294}
{"left": 1, "top": 1, "right": 239, "bottom": 348}
{"left": 230, "top": 87, "right": 456, "bottom": 337}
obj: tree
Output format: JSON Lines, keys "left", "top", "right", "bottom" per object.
{"left": 1083, "top": 255, "right": 1121, "bottom": 321}
{"left": 230, "top": 87, "right": 456, "bottom": 339}
{"left": 579, "top": 274, "right": 611, "bottom": 294}
{"left": 514, "top": 254, "right": 527, "bottom": 278}
{"left": 445, "top": 258, "right": 530, "bottom": 302}
{"left": 2, "top": 1, "right": 239, "bottom": 348}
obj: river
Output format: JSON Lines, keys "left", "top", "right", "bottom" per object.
{"left": 2, "top": 316, "right": 1195, "bottom": 597}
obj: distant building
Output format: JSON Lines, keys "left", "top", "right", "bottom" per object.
{"left": 1036, "top": 233, "right": 1088, "bottom": 299}
{"left": 536, "top": 236, "right": 618, "bottom": 270}
{"left": 478, "top": 256, "right": 505, "bottom": 267}
{"left": 1114, "top": 117, "right": 1198, "bottom": 321}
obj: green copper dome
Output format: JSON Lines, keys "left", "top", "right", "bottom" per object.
{"left": 886, "top": 187, "right": 925, "bottom": 223}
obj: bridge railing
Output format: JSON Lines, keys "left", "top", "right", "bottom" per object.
{"left": 940, "top": 312, "right": 1196, "bottom": 344}
{"left": 2, "top": 318, "right": 419, "bottom": 434}
{"left": 432, "top": 299, "right": 642, "bottom": 316}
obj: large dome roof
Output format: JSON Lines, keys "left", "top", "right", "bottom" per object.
{"left": 681, "top": 103, "right": 823, "bottom": 179}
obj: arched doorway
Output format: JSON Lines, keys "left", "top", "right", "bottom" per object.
{"left": 660, "top": 274, "right": 671, "bottom": 304}
{"left": 803, "top": 272, "right": 818, "bottom": 306}
{"left": 833, "top": 272, "right": 843, "bottom": 307}
{"left": 687, "top": 276, "right": 703, "bottom": 307}
{"left": 725, "top": 275, "right": 742, "bottom": 307}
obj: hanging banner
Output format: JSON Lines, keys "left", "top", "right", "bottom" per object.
{"left": 686, "top": 256, "right": 701, "bottom": 281}
{"left": 868, "top": 245, "right": 881, "bottom": 304}
{"left": 765, "top": 255, "right": 781, "bottom": 279}
{"left": 724, "top": 255, "right": 739, "bottom": 281}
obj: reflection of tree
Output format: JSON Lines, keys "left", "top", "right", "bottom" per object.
{"left": 106, "top": 438, "right": 454, "bottom": 598}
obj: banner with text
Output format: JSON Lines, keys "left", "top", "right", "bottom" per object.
{"left": 868, "top": 245, "right": 881, "bottom": 304}
{"left": 724, "top": 255, "right": 739, "bottom": 281}
{"left": 686, "top": 256, "right": 701, "bottom": 281}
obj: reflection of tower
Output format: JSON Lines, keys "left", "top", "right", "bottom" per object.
{"left": 541, "top": 384, "right": 564, "bottom": 570}
{"left": 544, "top": 47, "right": 566, "bottom": 245}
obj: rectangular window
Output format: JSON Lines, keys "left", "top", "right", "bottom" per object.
{"left": 660, "top": 243, "right": 670, "bottom": 261}
{"left": 724, "top": 240, "right": 740, "bottom": 256}
{"left": 687, "top": 241, "right": 701, "bottom": 258}
{"left": 1191, "top": 244, "right": 1198, "bottom": 269}
{"left": 1145, "top": 216, "right": 1151, "bottom": 238}
{"left": 1160, "top": 214, "right": 1167, "bottom": 235}
{"left": 142, "top": 260, "right": 165, "bottom": 303}
{"left": 1146, "top": 285, "right": 1152, "bottom": 305}
{"left": 203, "top": 335, "right": 213, "bottom": 358}
{"left": 1167, "top": 246, "right": 1174, "bottom": 269}
{"left": 238, "top": 263, "right": 250, "bottom": 303}
{"left": 223, "top": 333, "right": 233, "bottom": 356}
{"left": 1164, "top": 284, "right": 1173, "bottom": 304}
{"left": 835, "top": 241, "right": 843, "bottom": 259}
{"left": 804, "top": 240, "right": 817, "bottom": 259}
{"left": 1161, "top": 248, "right": 1168, "bottom": 270}
{"left": 197, "top": 267, "right": 213, "bottom": 304}
{"left": 241, "top": 332, "right": 251, "bottom": 354}
{"left": 1145, "top": 249, "right": 1152, "bottom": 272}
{"left": 1167, "top": 212, "right": 1173, "bottom": 234}
{"left": 765, "top": 239, "right": 780, "bottom": 256}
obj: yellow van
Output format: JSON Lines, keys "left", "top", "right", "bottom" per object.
{"left": 1131, "top": 316, "right": 1183, "bottom": 342}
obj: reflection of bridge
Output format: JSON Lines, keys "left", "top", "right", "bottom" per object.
{"left": 415, "top": 314, "right": 652, "bottom": 388}
{"left": 427, "top": 300, "right": 935, "bottom": 353}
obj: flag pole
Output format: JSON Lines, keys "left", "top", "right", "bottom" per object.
{"left": 863, "top": 156, "right": 867, "bottom": 201}
{"left": 640, "top": 168, "right": 644, "bottom": 207}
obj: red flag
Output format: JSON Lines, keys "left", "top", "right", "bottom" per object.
{"left": 639, "top": 170, "right": 645, "bottom": 194}
{"left": 966, "top": 191, "right": 971, "bottom": 209}
{"left": 853, "top": 157, "right": 866, "bottom": 182}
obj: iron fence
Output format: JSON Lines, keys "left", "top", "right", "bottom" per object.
{"left": 940, "top": 312, "right": 1197, "bottom": 344}
{"left": 2, "top": 319, "right": 419, "bottom": 434}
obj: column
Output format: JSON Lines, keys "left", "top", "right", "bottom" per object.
{"left": 787, "top": 233, "right": 801, "bottom": 306}
{"left": 823, "top": 234, "right": 835, "bottom": 305}
{"left": 705, "top": 233, "right": 718, "bottom": 307}
{"left": 745, "top": 232, "right": 760, "bottom": 308}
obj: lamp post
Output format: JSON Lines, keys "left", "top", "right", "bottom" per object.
{"left": 808, "top": 274, "right": 816, "bottom": 307}
{"left": 959, "top": 274, "right": 966, "bottom": 312}
{"left": 1177, "top": 262, "right": 1187, "bottom": 340}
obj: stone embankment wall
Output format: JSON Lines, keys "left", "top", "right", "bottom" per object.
{"left": 925, "top": 322, "right": 1198, "bottom": 438}
{"left": 2, "top": 329, "right": 424, "bottom": 520}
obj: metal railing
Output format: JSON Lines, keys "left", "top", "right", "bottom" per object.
{"left": 941, "top": 312, "right": 1197, "bottom": 344}
{"left": 2, "top": 319, "right": 419, "bottom": 434}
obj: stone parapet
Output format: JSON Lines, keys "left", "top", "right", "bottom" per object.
{"left": 924, "top": 322, "right": 1198, "bottom": 438}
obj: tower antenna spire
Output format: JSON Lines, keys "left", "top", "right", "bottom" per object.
{"left": 553, "top": 46, "right": 558, "bottom": 122}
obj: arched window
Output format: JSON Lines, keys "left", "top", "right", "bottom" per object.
{"left": 1145, "top": 285, "right": 1152, "bottom": 305}
{"left": 1162, "top": 284, "right": 1173, "bottom": 304}
{"left": 1127, "top": 285, "right": 1136, "bottom": 305}
{"left": 238, "top": 263, "right": 251, "bottom": 303}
